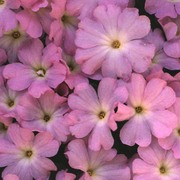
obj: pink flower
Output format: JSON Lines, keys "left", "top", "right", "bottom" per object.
{"left": 67, "top": 0, "right": 130, "bottom": 20}
{"left": 50, "top": 0, "right": 79, "bottom": 54}
{"left": 163, "top": 37, "right": 180, "bottom": 59}
{"left": 3, "top": 174, "right": 19, "bottom": 180}
{"left": 75, "top": 5, "right": 155, "bottom": 79}
{"left": 133, "top": 138, "right": 180, "bottom": 179}
{"left": 62, "top": 53, "right": 88, "bottom": 89}
{"left": 56, "top": 170, "right": 76, "bottom": 180}
{"left": 67, "top": 78, "right": 128, "bottom": 151}
{"left": 116, "top": 73, "right": 177, "bottom": 147}
{"left": 0, "top": 25, "right": 30, "bottom": 63}
{"left": 144, "top": 29, "right": 180, "bottom": 70}
{"left": 158, "top": 98, "right": 180, "bottom": 159}
{"left": 159, "top": 16, "right": 180, "bottom": 40}
{"left": 0, "top": 116, "right": 13, "bottom": 139}
{"left": 17, "top": 90, "right": 69, "bottom": 143}
{"left": 145, "top": 0, "right": 180, "bottom": 19}
{"left": 65, "top": 139, "right": 130, "bottom": 180}
{"left": 0, "top": 124, "right": 59, "bottom": 180}
{"left": 0, "top": 84, "right": 23, "bottom": 118}
{"left": 16, "top": 7, "right": 52, "bottom": 38}
{"left": 19, "top": 0, "right": 48, "bottom": 12}
{"left": 3, "top": 39, "right": 67, "bottom": 98}
{"left": 146, "top": 69, "right": 180, "bottom": 97}
{"left": 0, "top": 0, "right": 20, "bottom": 36}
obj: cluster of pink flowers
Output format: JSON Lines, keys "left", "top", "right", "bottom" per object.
{"left": 0, "top": 0, "right": 179, "bottom": 179}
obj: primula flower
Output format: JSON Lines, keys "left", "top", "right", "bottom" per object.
{"left": 19, "top": 0, "right": 48, "bottom": 12}
{"left": 0, "top": 116, "right": 12, "bottom": 139}
{"left": 16, "top": 3, "right": 52, "bottom": 38}
{"left": 67, "top": 0, "right": 130, "bottom": 20}
{"left": 163, "top": 37, "right": 180, "bottom": 59}
{"left": 0, "top": 25, "right": 30, "bottom": 63}
{"left": 158, "top": 98, "right": 180, "bottom": 159}
{"left": 116, "top": 73, "right": 177, "bottom": 147}
{"left": 0, "top": 84, "right": 23, "bottom": 118}
{"left": 17, "top": 90, "right": 69, "bottom": 143}
{"left": 144, "top": 29, "right": 180, "bottom": 70}
{"left": 133, "top": 139, "right": 180, "bottom": 179}
{"left": 75, "top": 5, "right": 155, "bottom": 79}
{"left": 0, "top": 0, "right": 20, "bottom": 36}
{"left": 62, "top": 53, "right": 88, "bottom": 89}
{"left": 67, "top": 77, "right": 128, "bottom": 151}
{"left": 3, "top": 174, "right": 19, "bottom": 180}
{"left": 159, "top": 16, "right": 180, "bottom": 40}
{"left": 146, "top": 69, "right": 180, "bottom": 97}
{"left": 0, "top": 124, "right": 59, "bottom": 180}
{"left": 56, "top": 170, "right": 76, "bottom": 180}
{"left": 145, "top": 0, "right": 180, "bottom": 19}
{"left": 50, "top": 0, "right": 79, "bottom": 54}
{"left": 65, "top": 139, "right": 130, "bottom": 180}
{"left": 3, "top": 39, "right": 67, "bottom": 98}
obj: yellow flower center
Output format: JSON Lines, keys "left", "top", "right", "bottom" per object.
{"left": 0, "top": 0, "right": 5, "bottom": 5}
{"left": 159, "top": 165, "right": 168, "bottom": 175}
{"left": 111, "top": 40, "right": 121, "bottom": 49}
{"left": 7, "top": 99, "right": 14, "bottom": 107}
{"left": 43, "top": 114, "right": 51, "bottom": 122}
{"left": 176, "top": 128, "right": 180, "bottom": 136}
{"left": 87, "top": 169, "right": 94, "bottom": 176}
{"left": 12, "top": 31, "right": 21, "bottom": 39}
{"left": 24, "top": 150, "right": 33, "bottom": 158}
{"left": 98, "top": 111, "right": 106, "bottom": 119}
{"left": 0, "top": 122, "right": 8, "bottom": 132}
{"left": 135, "top": 106, "right": 143, "bottom": 114}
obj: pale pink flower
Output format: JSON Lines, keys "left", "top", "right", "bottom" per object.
{"left": 0, "top": 0, "right": 20, "bottom": 36}
{"left": 67, "top": 78, "right": 128, "bottom": 151}
{"left": 158, "top": 16, "right": 180, "bottom": 59}
{"left": 144, "top": 29, "right": 180, "bottom": 70}
{"left": 17, "top": 90, "right": 69, "bottom": 143}
{"left": 133, "top": 139, "right": 180, "bottom": 179}
{"left": 65, "top": 139, "right": 130, "bottom": 180}
{"left": 145, "top": 0, "right": 180, "bottom": 19}
{"left": 0, "top": 116, "right": 13, "bottom": 139}
{"left": 158, "top": 98, "right": 180, "bottom": 159}
{"left": 0, "top": 25, "right": 30, "bottom": 63}
{"left": 116, "top": 73, "right": 177, "bottom": 147}
{"left": 0, "top": 84, "right": 23, "bottom": 118}
{"left": 146, "top": 69, "right": 180, "bottom": 97}
{"left": 50, "top": 0, "right": 79, "bottom": 54}
{"left": 159, "top": 16, "right": 180, "bottom": 40}
{"left": 163, "top": 37, "right": 180, "bottom": 59}
{"left": 75, "top": 5, "right": 155, "bottom": 79}
{"left": 19, "top": 0, "right": 48, "bottom": 12}
{"left": 56, "top": 170, "right": 76, "bottom": 180}
{"left": 67, "top": 0, "right": 130, "bottom": 20}
{"left": 0, "top": 124, "right": 59, "bottom": 180}
{"left": 3, "top": 174, "right": 19, "bottom": 180}
{"left": 16, "top": 6, "right": 52, "bottom": 38}
{"left": 62, "top": 53, "right": 88, "bottom": 89}
{"left": 3, "top": 39, "right": 67, "bottom": 98}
